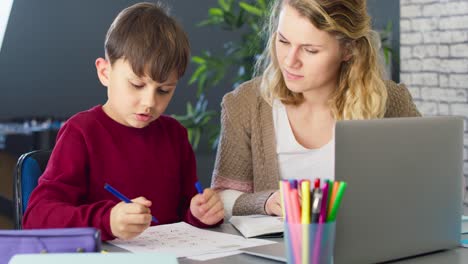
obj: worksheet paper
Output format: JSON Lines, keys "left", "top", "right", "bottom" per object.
{"left": 108, "top": 222, "right": 276, "bottom": 258}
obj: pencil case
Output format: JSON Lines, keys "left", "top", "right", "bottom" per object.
{"left": 0, "top": 227, "right": 101, "bottom": 264}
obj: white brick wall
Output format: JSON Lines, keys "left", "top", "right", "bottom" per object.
{"left": 400, "top": 0, "right": 468, "bottom": 200}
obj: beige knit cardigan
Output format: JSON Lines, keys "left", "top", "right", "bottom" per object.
{"left": 211, "top": 78, "right": 421, "bottom": 215}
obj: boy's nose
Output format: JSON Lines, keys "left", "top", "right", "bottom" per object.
{"left": 141, "top": 94, "right": 156, "bottom": 108}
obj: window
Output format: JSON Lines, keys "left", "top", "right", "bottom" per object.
{"left": 0, "top": 0, "right": 14, "bottom": 52}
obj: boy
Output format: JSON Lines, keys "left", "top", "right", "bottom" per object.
{"left": 23, "top": 2, "right": 224, "bottom": 240}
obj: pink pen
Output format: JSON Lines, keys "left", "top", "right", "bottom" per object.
{"left": 283, "top": 181, "right": 301, "bottom": 263}
{"left": 289, "top": 188, "right": 302, "bottom": 263}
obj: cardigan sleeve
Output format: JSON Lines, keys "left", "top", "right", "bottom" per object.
{"left": 211, "top": 85, "right": 275, "bottom": 215}
{"left": 384, "top": 81, "right": 422, "bottom": 118}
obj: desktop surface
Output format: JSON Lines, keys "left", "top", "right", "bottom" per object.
{"left": 103, "top": 223, "right": 468, "bottom": 264}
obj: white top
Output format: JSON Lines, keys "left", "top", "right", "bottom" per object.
{"left": 218, "top": 189, "right": 244, "bottom": 220}
{"left": 272, "top": 100, "right": 335, "bottom": 183}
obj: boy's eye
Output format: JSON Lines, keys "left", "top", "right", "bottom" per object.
{"left": 130, "top": 82, "right": 145, "bottom": 89}
{"left": 157, "top": 88, "right": 170, "bottom": 95}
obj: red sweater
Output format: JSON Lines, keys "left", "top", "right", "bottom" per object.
{"left": 23, "top": 106, "right": 215, "bottom": 240}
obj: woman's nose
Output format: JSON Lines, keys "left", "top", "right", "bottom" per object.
{"left": 284, "top": 47, "right": 301, "bottom": 68}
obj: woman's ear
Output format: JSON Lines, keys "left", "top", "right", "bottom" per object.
{"left": 342, "top": 41, "right": 354, "bottom": 62}
{"left": 95, "top": 58, "right": 110, "bottom": 87}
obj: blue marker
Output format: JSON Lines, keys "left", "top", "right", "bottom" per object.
{"left": 195, "top": 181, "right": 203, "bottom": 194}
{"left": 104, "top": 183, "right": 158, "bottom": 223}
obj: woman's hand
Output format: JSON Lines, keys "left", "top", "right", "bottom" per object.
{"left": 265, "top": 191, "right": 283, "bottom": 216}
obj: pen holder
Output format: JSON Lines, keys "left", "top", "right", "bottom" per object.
{"left": 284, "top": 221, "right": 336, "bottom": 264}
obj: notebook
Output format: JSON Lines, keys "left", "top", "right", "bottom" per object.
{"left": 229, "top": 215, "right": 284, "bottom": 238}
{"left": 243, "top": 116, "right": 464, "bottom": 263}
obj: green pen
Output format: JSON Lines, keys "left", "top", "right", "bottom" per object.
{"left": 326, "top": 180, "right": 333, "bottom": 220}
{"left": 327, "top": 182, "right": 347, "bottom": 222}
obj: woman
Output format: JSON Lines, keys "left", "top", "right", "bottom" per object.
{"left": 211, "top": 0, "right": 420, "bottom": 218}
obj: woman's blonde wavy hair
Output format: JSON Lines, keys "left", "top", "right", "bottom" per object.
{"left": 255, "top": 0, "right": 387, "bottom": 120}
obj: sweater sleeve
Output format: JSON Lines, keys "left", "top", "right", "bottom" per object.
{"left": 22, "top": 122, "right": 117, "bottom": 240}
{"left": 178, "top": 125, "right": 222, "bottom": 228}
{"left": 385, "top": 81, "right": 422, "bottom": 118}
{"left": 211, "top": 87, "right": 274, "bottom": 215}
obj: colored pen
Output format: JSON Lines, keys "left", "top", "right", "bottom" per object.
{"left": 195, "top": 181, "right": 203, "bottom": 194}
{"left": 282, "top": 181, "right": 301, "bottom": 263}
{"left": 311, "top": 189, "right": 322, "bottom": 223}
{"left": 289, "top": 179, "right": 298, "bottom": 190}
{"left": 290, "top": 188, "right": 301, "bottom": 223}
{"left": 326, "top": 180, "right": 333, "bottom": 216}
{"left": 283, "top": 181, "right": 294, "bottom": 223}
{"left": 328, "top": 182, "right": 347, "bottom": 221}
{"left": 327, "top": 181, "right": 340, "bottom": 219}
{"left": 289, "top": 189, "right": 301, "bottom": 264}
{"left": 301, "top": 180, "right": 311, "bottom": 264}
{"left": 312, "top": 178, "right": 320, "bottom": 197}
{"left": 104, "top": 183, "right": 158, "bottom": 223}
{"left": 301, "top": 180, "right": 311, "bottom": 224}
{"left": 319, "top": 181, "right": 329, "bottom": 223}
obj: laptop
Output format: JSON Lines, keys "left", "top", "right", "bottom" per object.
{"left": 243, "top": 116, "right": 463, "bottom": 263}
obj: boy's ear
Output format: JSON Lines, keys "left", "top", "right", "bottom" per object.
{"left": 95, "top": 58, "right": 110, "bottom": 87}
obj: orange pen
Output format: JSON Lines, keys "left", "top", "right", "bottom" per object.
{"left": 327, "top": 181, "right": 340, "bottom": 220}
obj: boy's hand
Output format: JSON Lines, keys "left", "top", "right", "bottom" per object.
{"left": 110, "top": 197, "right": 152, "bottom": 240}
{"left": 265, "top": 191, "right": 283, "bottom": 216}
{"left": 190, "top": 188, "right": 224, "bottom": 225}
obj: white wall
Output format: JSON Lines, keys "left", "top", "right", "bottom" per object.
{"left": 400, "top": 0, "right": 468, "bottom": 200}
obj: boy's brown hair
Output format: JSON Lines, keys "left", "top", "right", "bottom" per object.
{"left": 105, "top": 2, "right": 190, "bottom": 82}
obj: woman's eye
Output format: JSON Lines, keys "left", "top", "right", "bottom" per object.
{"left": 279, "top": 39, "right": 289, "bottom": 44}
{"left": 305, "top": 49, "right": 318, "bottom": 54}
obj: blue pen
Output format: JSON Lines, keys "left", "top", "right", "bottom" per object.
{"left": 195, "top": 181, "right": 203, "bottom": 194}
{"left": 104, "top": 183, "right": 158, "bottom": 223}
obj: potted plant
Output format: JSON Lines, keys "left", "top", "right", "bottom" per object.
{"left": 173, "top": 0, "right": 269, "bottom": 150}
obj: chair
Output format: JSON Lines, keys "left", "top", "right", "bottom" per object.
{"left": 0, "top": 151, "right": 16, "bottom": 229}
{"left": 13, "top": 150, "right": 51, "bottom": 229}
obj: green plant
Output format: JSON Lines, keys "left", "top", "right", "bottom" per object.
{"left": 379, "top": 21, "right": 395, "bottom": 66}
{"left": 172, "top": 94, "right": 218, "bottom": 150}
{"left": 173, "top": 0, "right": 269, "bottom": 150}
